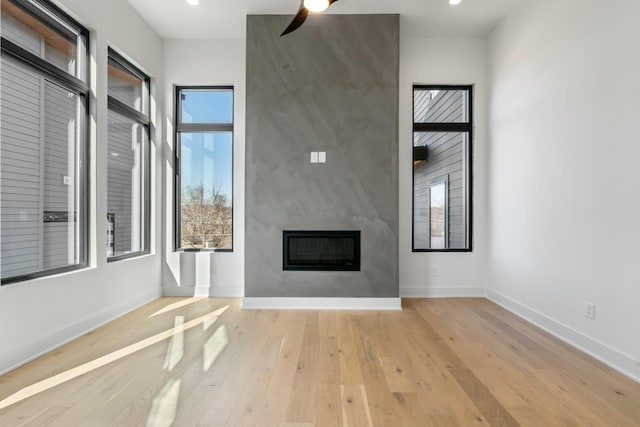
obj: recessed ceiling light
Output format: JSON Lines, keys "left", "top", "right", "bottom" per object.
{"left": 449, "top": 0, "right": 462, "bottom": 5}
{"left": 186, "top": 0, "right": 199, "bottom": 6}
{"left": 303, "top": 0, "right": 330, "bottom": 13}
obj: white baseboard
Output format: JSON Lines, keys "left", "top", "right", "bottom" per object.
{"left": 242, "top": 297, "right": 402, "bottom": 311}
{"left": 486, "top": 289, "right": 640, "bottom": 383}
{"left": 194, "top": 286, "right": 212, "bottom": 297}
{"left": 0, "top": 288, "right": 160, "bottom": 376}
{"left": 400, "top": 286, "right": 486, "bottom": 298}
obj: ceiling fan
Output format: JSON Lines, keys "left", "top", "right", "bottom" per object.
{"left": 281, "top": 0, "right": 340, "bottom": 36}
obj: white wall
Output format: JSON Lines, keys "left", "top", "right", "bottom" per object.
{"left": 399, "top": 36, "right": 489, "bottom": 297}
{"left": 0, "top": 0, "right": 164, "bottom": 374}
{"left": 162, "top": 40, "right": 245, "bottom": 298}
{"left": 488, "top": 0, "right": 640, "bottom": 381}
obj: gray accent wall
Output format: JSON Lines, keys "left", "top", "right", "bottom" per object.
{"left": 245, "top": 14, "right": 399, "bottom": 298}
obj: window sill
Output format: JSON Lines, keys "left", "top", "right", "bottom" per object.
{"left": 0, "top": 263, "right": 90, "bottom": 287}
{"left": 412, "top": 249, "right": 472, "bottom": 253}
{"left": 175, "top": 248, "right": 233, "bottom": 253}
{"left": 107, "top": 251, "right": 151, "bottom": 263}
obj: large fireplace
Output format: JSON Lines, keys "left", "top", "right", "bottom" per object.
{"left": 283, "top": 230, "right": 361, "bottom": 271}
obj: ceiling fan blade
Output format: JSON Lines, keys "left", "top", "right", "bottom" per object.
{"left": 280, "top": 7, "right": 309, "bottom": 36}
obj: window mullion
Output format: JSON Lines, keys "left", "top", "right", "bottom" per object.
{"left": 176, "top": 123, "right": 233, "bottom": 133}
{"left": 413, "top": 122, "right": 471, "bottom": 133}
{"left": 1, "top": 38, "right": 88, "bottom": 94}
{"left": 107, "top": 96, "right": 150, "bottom": 126}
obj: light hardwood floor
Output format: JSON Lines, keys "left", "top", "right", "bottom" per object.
{"left": 0, "top": 298, "right": 639, "bottom": 426}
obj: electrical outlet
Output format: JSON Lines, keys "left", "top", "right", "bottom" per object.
{"left": 432, "top": 266, "right": 439, "bottom": 277}
{"left": 310, "top": 152, "right": 318, "bottom": 163}
{"left": 585, "top": 301, "right": 596, "bottom": 320}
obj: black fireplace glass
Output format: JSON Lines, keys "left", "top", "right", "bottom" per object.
{"left": 283, "top": 231, "right": 361, "bottom": 271}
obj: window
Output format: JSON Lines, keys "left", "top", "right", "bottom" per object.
{"left": 107, "top": 48, "right": 150, "bottom": 261}
{"left": 175, "top": 87, "right": 233, "bottom": 251}
{"left": 1, "top": 0, "right": 89, "bottom": 284}
{"left": 429, "top": 179, "right": 447, "bottom": 249}
{"left": 412, "top": 86, "right": 472, "bottom": 252}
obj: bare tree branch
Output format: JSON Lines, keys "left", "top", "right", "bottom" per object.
{"left": 181, "top": 183, "right": 232, "bottom": 248}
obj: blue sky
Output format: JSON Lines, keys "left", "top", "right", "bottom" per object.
{"left": 180, "top": 90, "right": 233, "bottom": 201}
{"left": 181, "top": 89, "right": 233, "bottom": 124}
{"left": 181, "top": 132, "right": 233, "bottom": 201}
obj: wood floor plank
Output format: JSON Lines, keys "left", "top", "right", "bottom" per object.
{"left": 416, "top": 299, "right": 577, "bottom": 426}
{"left": 1, "top": 297, "right": 640, "bottom": 427}
{"left": 102, "top": 307, "right": 235, "bottom": 426}
{"left": 318, "top": 311, "right": 338, "bottom": 338}
{"left": 315, "top": 369, "right": 342, "bottom": 427}
{"left": 386, "top": 304, "right": 489, "bottom": 425}
{"left": 448, "top": 367, "right": 520, "bottom": 427}
{"left": 255, "top": 313, "right": 307, "bottom": 426}
{"left": 172, "top": 385, "right": 221, "bottom": 427}
{"left": 13, "top": 405, "right": 69, "bottom": 427}
{"left": 197, "top": 311, "right": 283, "bottom": 426}
{"left": 415, "top": 300, "right": 532, "bottom": 408}
{"left": 337, "top": 312, "right": 365, "bottom": 386}
{"left": 225, "top": 368, "right": 274, "bottom": 427}
{"left": 285, "top": 312, "right": 320, "bottom": 423}
{"left": 340, "top": 384, "right": 373, "bottom": 427}
{"left": 379, "top": 357, "right": 417, "bottom": 393}
{"left": 352, "top": 335, "right": 405, "bottom": 426}
{"left": 255, "top": 385, "right": 292, "bottom": 427}
{"left": 391, "top": 392, "right": 441, "bottom": 427}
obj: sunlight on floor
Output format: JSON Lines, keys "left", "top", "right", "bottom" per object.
{"left": 149, "top": 297, "right": 205, "bottom": 318}
{"left": 203, "top": 313, "right": 220, "bottom": 331}
{"left": 0, "top": 305, "right": 229, "bottom": 410}
{"left": 163, "top": 316, "right": 185, "bottom": 371}
{"left": 146, "top": 378, "right": 181, "bottom": 427}
{"left": 203, "top": 325, "right": 229, "bottom": 372}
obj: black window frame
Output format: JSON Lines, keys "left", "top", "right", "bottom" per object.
{"left": 412, "top": 84, "right": 473, "bottom": 253}
{"left": 174, "top": 85, "right": 234, "bottom": 253}
{"left": 106, "top": 47, "right": 151, "bottom": 263}
{"left": 0, "top": 0, "right": 90, "bottom": 285}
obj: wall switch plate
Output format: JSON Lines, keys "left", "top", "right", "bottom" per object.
{"left": 63, "top": 176, "right": 72, "bottom": 185}
{"left": 585, "top": 301, "right": 596, "bottom": 320}
{"left": 432, "top": 266, "right": 439, "bottom": 277}
{"left": 318, "top": 152, "right": 326, "bottom": 163}
{"left": 310, "top": 152, "right": 318, "bottom": 163}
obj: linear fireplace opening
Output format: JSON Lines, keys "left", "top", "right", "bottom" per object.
{"left": 283, "top": 230, "right": 361, "bottom": 271}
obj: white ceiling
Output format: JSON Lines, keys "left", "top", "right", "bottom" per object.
{"left": 125, "top": 0, "right": 527, "bottom": 39}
